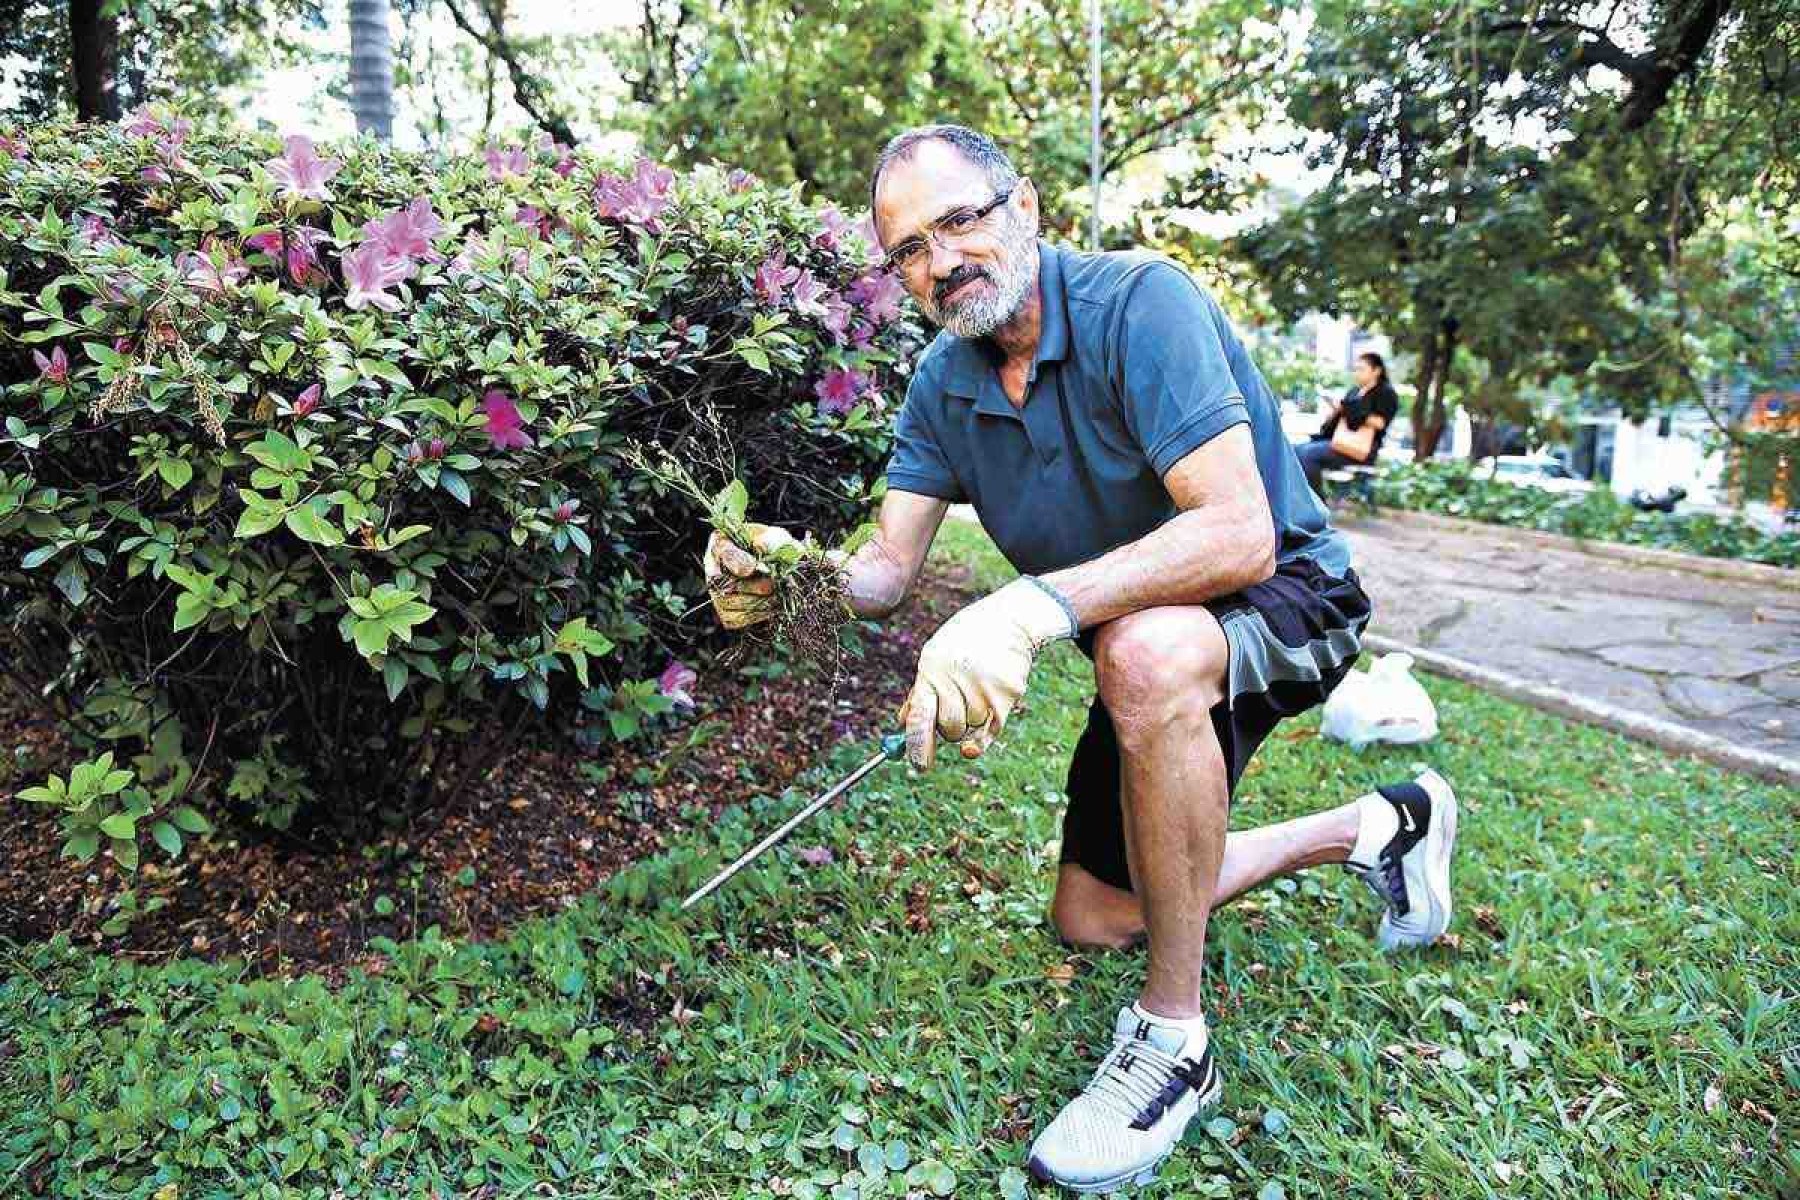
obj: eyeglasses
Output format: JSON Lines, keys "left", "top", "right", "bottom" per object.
{"left": 880, "top": 184, "right": 1016, "bottom": 275}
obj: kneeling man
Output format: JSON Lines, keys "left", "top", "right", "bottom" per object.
{"left": 706, "top": 124, "right": 1459, "bottom": 1195}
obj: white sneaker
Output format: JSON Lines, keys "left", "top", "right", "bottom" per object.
{"left": 1346, "top": 769, "right": 1459, "bottom": 950}
{"left": 1026, "top": 1005, "right": 1222, "bottom": 1193}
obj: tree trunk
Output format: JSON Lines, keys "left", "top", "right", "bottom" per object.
{"left": 1410, "top": 327, "right": 1440, "bottom": 462}
{"left": 68, "top": 0, "right": 121, "bottom": 122}
{"left": 349, "top": 0, "right": 396, "bottom": 141}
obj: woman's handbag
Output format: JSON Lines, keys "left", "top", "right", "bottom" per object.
{"left": 1330, "top": 416, "right": 1377, "bottom": 464}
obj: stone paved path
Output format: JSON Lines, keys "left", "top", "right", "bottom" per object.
{"left": 1338, "top": 512, "right": 1800, "bottom": 762}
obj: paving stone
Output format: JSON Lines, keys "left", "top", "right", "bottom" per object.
{"left": 1663, "top": 677, "right": 1771, "bottom": 720}
{"left": 1758, "top": 668, "right": 1800, "bottom": 703}
{"left": 1588, "top": 642, "right": 1800, "bottom": 679}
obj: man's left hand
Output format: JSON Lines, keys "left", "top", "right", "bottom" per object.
{"left": 898, "top": 577, "right": 1077, "bottom": 769}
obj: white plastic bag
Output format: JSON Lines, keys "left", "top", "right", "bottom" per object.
{"left": 1320, "top": 652, "right": 1439, "bottom": 749}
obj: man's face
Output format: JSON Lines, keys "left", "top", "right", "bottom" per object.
{"left": 873, "top": 140, "right": 1039, "bottom": 339}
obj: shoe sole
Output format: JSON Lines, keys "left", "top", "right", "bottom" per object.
{"left": 1378, "top": 768, "right": 1458, "bottom": 951}
{"left": 1025, "top": 1073, "right": 1223, "bottom": 1194}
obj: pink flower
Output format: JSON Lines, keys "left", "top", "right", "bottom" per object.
{"left": 854, "top": 213, "right": 882, "bottom": 264}
{"left": 121, "top": 105, "right": 162, "bottom": 139}
{"left": 484, "top": 143, "right": 530, "bottom": 180}
{"left": 849, "top": 319, "right": 875, "bottom": 348}
{"left": 849, "top": 271, "right": 905, "bottom": 325}
{"left": 292, "top": 384, "right": 321, "bottom": 417}
{"left": 513, "top": 204, "right": 555, "bottom": 240}
{"left": 821, "top": 297, "right": 854, "bottom": 345}
{"left": 32, "top": 345, "right": 69, "bottom": 385}
{"left": 177, "top": 241, "right": 249, "bottom": 293}
{"left": 140, "top": 164, "right": 171, "bottom": 186}
{"left": 361, "top": 197, "right": 443, "bottom": 262}
{"left": 814, "top": 367, "right": 869, "bottom": 416}
{"left": 593, "top": 157, "right": 676, "bottom": 230}
{"left": 794, "top": 845, "right": 834, "bottom": 867}
{"left": 815, "top": 207, "right": 853, "bottom": 254}
{"left": 0, "top": 133, "right": 25, "bottom": 160}
{"left": 245, "top": 225, "right": 328, "bottom": 286}
{"left": 657, "top": 658, "right": 697, "bottom": 707}
{"left": 537, "top": 133, "right": 576, "bottom": 178}
{"left": 726, "top": 168, "right": 757, "bottom": 193}
{"left": 481, "top": 389, "right": 532, "bottom": 450}
{"left": 341, "top": 242, "right": 412, "bottom": 311}
{"left": 753, "top": 251, "right": 801, "bottom": 306}
{"left": 265, "top": 134, "right": 342, "bottom": 201}
{"left": 790, "top": 270, "right": 828, "bottom": 318}
{"left": 113, "top": 336, "right": 135, "bottom": 356}
{"left": 79, "top": 214, "right": 121, "bottom": 249}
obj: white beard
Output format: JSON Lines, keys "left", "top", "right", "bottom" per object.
{"left": 931, "top": 211, "right": 1038, "bottom": 339}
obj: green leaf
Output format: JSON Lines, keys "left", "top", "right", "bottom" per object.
{"left": 235, "top": 495, "right": 287, "bottom": 538}
{"left": 372, "top": 895, "right": 395, "bottom": 916}
{"left": 111, "top": 836, "right": 139, "bottom": 872}
{"left": 438, "top": 469, "right": 471, "bottom": 506}
{"left": 157, "top": 458, "right": 194, "bottom": 490}
{"left": 170, "top": 806, "right": 211, "bottom": 834}
{"left": 150, "top": 820, "right": 182, "bottom": 857}
{"left": 284, "top": 504, "right": 343, "bottom": 546}
{"left": 712, "top": 479, "right": 749, "bottom": 526}
{"left": 20, "top": 545, "right": 57, "bottom": 569}
{"left": 99, "top": 812, "right": 137, "bottom": 839}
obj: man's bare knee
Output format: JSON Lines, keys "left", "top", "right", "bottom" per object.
{"left": 1093, "top": 608, "right": 1227, "bottom": 748}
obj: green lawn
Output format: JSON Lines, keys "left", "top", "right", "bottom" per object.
{"left": 4, "top": 520, "right": 1796, "bottom": 1199}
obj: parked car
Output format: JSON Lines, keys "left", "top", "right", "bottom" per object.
{"left": 1476, "top": 454, "right": 1595, "bottom": 495}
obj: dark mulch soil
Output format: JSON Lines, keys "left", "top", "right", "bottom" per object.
{"left": 0, "top": 565, "right": 975, "bottom": 977}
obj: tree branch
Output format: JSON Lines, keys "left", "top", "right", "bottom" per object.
{"left": 440, "top": 0, "right": 578, "bottom": 145}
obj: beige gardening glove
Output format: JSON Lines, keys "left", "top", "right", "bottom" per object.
{"left": 898, "top": 577, "right": 1078, "bottom": 769}
{"left": 704, "top": 523, "right": 803, "bottom": 629}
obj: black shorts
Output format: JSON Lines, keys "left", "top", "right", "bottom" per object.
{"left": 1059, "top": 556, "right": 1372, "bottom": 892}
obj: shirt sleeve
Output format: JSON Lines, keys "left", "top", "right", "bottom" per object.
{"left": 1108, "top": 263, "right": 1249, "bottom": 477}
{"left": 885, "top": 372, "right": 965, "bottom": 502}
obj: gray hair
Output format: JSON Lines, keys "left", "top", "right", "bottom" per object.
{"left": 867, "top": 124, "right": 1021, "bottom": 238}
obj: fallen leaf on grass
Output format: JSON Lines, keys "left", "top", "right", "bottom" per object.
{"left": 1044, "top": 961, "right": 1076, "bottom": 986}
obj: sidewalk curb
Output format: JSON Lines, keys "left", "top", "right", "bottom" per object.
{"left": 1344, "top": 508, "right": 1797, "bottom": 587}
{"left": 1363, "top": 632, "right": 1800, "bottom": 788}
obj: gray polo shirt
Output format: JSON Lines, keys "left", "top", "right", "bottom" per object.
{"left": 887, "top": 239, "right": 1350, "bottom": 581}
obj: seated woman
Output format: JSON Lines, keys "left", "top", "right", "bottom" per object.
{"left": 1296, "top": 351, "right": 1399, "bottom": 493}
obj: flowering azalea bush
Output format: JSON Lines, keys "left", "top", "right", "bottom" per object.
{"left": 0, "top": 111, "right": 920, "bottom": 853}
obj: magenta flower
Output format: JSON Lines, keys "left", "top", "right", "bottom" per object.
{"left": 79, "top": 214, "right": 121, "bottom": 249}
{"left": 513, "top": 204, "right": 556, "bottom": 240}
{"left": 245, "top": 225, "right": 328, "bottom": 286}
{"left": 815, "top": 206, "right": 853, "bottom": 254}
{"left": 140, "top": 164, "right": 171, "bottom": 185}
{"left": 794, "top": 845, "right": 834, "bottom": 867}
{"left": 790, "top": 270, "right": 828, "bottom": 318}
{"left": 0, "top": 132, "right": 22, "bottom": 160}
{"left": 292, "top": 384, "right": 321, "bottom": 418}
{"left": 536, "top": 133, "right": 577, "bottom": 178}
{"left": 32, "top": 345, "right": 69, "bottom": 385}
{"left": 849, "top": 319, "right": 875, "bottom": 349}
{"left": 265, "top": 135, "right": 342, "bottom": 201}
{"left": 362, "top": 197, "right": 443, "bottom": 263}
{"left": 726, "top": 168, "right": 757, "bottom": 193}
{"left": 177, "top": 241, "right": 249, "bottom": 293}
{"left": 853, "top": 213, "right": 882, "bottom": 264}
{"left": 850, "top": 271, "right": 906, "bottom": 325}
{"left": 121, "top": 105, "right": 162, "bottom": 139}
{"left": 821, "top": 296, "right": 855, "bottom": 345}
{"left": 113, "top": 336, "right": 134, "bottom": 356}
{"left": 484, "top": 143, "right": 530, "bottom": 180}
{"left": 341, "top": 242, "right": 412, "bottom": 312}
{"left": 481, "top": 389, "right": 532, "bottom": 450}
{"left": 593, "top": 157, "right": 676, "bottom": 230}
{"left": 814, "top": 367, "right": 869, "bottom": 416}
{"left": 753, "top": 251, "right": 801, "bottom": 306}
{"left": 657, "top": 658, "right": 698, "bottom": 707}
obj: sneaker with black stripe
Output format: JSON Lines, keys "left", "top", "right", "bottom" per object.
{"left": 1346, "top": 769, "right": 1459, "bottom": 950}
{"left": 1026, "top": 1005, "right": 1221, "bottom": 1193}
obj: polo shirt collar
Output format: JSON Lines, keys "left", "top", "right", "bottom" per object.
{"left": 941, "top": 239, "right": 1069, "bottom": 413}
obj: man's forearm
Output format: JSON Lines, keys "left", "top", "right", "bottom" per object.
{"left": 1039, "top": 503, "right": 1275, "bottom": 630}
{"left": 842, "top": 537, "right": 916, "bottom": 619}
